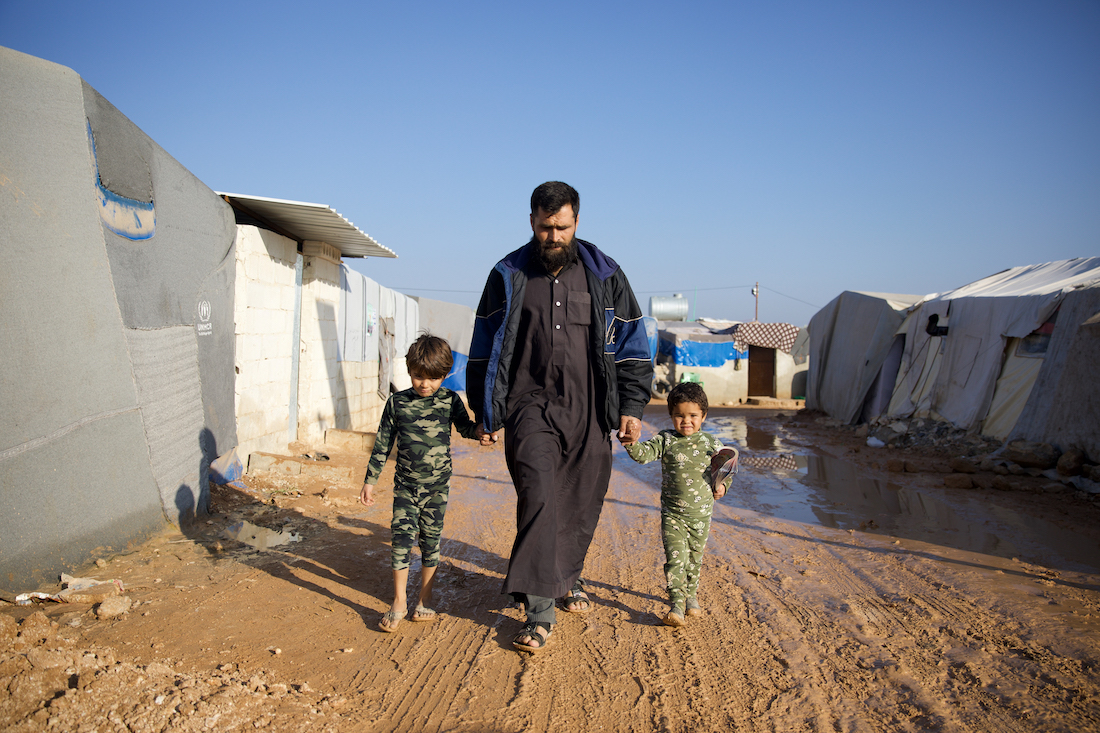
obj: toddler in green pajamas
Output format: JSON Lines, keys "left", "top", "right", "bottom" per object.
{"left": 624, "top": 381, "right": 737, "bottom": 627}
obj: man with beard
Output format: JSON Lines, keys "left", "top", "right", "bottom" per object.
{"left": 468, "top": 181, "right": 653, "bottom": 652}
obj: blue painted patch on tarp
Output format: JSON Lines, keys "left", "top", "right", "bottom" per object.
{"left": 87, "top": 121, "right": 155, "bottom": 240}
{"left": 660, "top": 338, "right": 747, "bottom": 367}
{"left": 444, "top": 351, "right": 469, "bottom": 392}
{"left": 209, "top": 447, "right": 246, "bottom": 488}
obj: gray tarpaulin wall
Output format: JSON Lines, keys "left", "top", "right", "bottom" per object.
{"left": 0, "top": 47, "right": 237, "bottom": 592}
{"left": 806, "top": 292, "right": 922, "bottom": 424}
{"left": 412, "top": 296, "right": 475, "bottom": 392}
{"left": 1007, "top": 283, "right": 1100, "bottom": 459}
{"left": 888, "top": 258, "right": 1100, "bottom": 440}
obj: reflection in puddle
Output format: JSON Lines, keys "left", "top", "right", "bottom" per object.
{"left": 721, "top": 452, "right": 1100, "bottom": 572}
{"left": 706, "top": 417, "right": 780, "bottom": 452}
{"left": 637, "top": 409, "right": 1100, "bottom": 572}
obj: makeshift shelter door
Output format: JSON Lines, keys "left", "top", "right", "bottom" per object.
{"left": 748, "top": 345, "right": 775, "bottom": 397}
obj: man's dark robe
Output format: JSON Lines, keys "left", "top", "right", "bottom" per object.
{"left": 501, "top": 256, "right": 612, "bottom": 600}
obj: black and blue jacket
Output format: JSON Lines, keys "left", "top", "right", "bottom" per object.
{"left": 467, "top": 239, "right": 653, "bottom": 434}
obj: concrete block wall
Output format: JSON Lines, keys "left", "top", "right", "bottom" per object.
{"left": 672, "top": 362, "right": 749, "bottom": 406}
{"left": 233, "top": 226, "right": 298, "bottom": 457}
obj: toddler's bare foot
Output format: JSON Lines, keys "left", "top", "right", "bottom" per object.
{"left": 663, "top": 611, "right": 686, "bottom": 627}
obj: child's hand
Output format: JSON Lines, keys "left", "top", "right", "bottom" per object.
{"left": 359, "top": 483, "right": 375, "bottom": 507}
{"left": 712, "top": 481, "right": 727, "bottom": 500}
{"left": 476, "top": 425, "right": 499, "bottom": 446}
{"left": 617, "top": 415, "right": 640, "bottom": 446}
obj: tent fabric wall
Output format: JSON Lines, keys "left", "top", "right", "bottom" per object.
{"left": 806, "top": 291, "right": 921, "bottom": 424}
{"left": 889, "top": 301, "right": 950, "bottom": 420}
{"left": 0, "top": 47, "right": 235, "bottom": 591}
{"left": 1008, "top": 283, "right": 1100, "bottom": 459}
{"left": 412, "top": 296, "right": 475, "bottom": 392}
{"left": 981, "top": 338, "right": 1045, "bottom": 440}
{"left": 888, "top": 259, "right": 1100, "bottom": 434}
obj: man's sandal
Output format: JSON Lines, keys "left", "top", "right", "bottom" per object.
{"left": 562, "top": 579, "right": 594, "bottom": 614}
{"left": 513, "top": 622, "right": 553, "bottom": 653}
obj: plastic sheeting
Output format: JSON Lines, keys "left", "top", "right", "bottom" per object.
{"left": 807, "top": 291, "right": 922, "bottom": 424}
{"left": 889, "top": 258, "right": 1100, "bottom": 433}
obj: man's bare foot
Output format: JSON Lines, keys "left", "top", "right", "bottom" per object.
{"left": 513, "top": 622, "right": 553, "bottom": 652}
{"left": 563, "top": 579, "right": 594, "bottom": 613}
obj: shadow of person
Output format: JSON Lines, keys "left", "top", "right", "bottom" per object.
{"left": 189, "top": 480, "right": 516, "bottom": 633}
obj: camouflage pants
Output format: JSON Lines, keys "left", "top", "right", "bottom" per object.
{"left": 661, "top": 509, "right": 712, "bottom": 611}
{"left": 390, "top": 479, "right": 450, "bottom": 570}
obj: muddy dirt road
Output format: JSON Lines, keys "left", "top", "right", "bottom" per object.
{"left": 3, "top": 407, "right": 1100, "bottom": 732}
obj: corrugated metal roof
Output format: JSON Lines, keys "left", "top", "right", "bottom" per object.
{"left": 218, "top": 192, "right": 396, "bottom": 259}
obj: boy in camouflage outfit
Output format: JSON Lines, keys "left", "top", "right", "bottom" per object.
{"left": 360, "top": 334, "right": 481, "bottom": 632}
{"left": 624, "top": 382, "right": 736, "bottom": 627}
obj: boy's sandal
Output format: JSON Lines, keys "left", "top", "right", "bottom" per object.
{"left": 411, "top": 605, "right": 437, "bottom": 622}
{"left": 663, "top": 611, "right": 686, "bottom": 627}
{"left": 562, "top": 578, "right": 594, "bottom": 614}
{"left": 379, "top": 609, "right": 402, "bottom": 633}
{"left": 513, "top": 622, "right": 553, "bottom": 653}
{"left": 685, "top": 598, "right": 703, "bottom": 618}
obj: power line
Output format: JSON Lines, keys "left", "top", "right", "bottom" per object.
{"left": 396, "top": 284, "right": 822, "bottom": 311}
{"left": 760, "top": 286, "right": 821, "bottom": 309}
{"left": 393, "top": 287, "right": 483, "bottom": 294}
{"left": 635, "top": 285, "right": 754, "bottom": 294}
{"left": 637, "top": 284, "right": 821, "bottom": 310}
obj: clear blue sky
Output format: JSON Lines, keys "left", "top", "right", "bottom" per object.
{"left": 3, "top": 1, "right": 1097, "bottom": 325}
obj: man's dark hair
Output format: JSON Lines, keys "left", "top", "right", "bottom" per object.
{"left": 667, "top": 381, "right": 708, "bottom": 416}
{"left": 531, "top": 181, "right": 579, "bottom": 218}
{"left": 406, "top": 333, "right": 454, "bottom": 379}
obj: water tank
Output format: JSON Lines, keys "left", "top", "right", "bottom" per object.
{"left": 650, "top": 294, "right": 689, "bottom": 321}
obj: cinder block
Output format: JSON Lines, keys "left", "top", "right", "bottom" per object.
{"left": 325, "top": 429, "right": 377, "bottom": 453}
{"left": 248, "top": 452, "right": 302, "bottom": 475}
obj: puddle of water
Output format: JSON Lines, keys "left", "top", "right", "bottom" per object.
{"left": 705, "top": 416, "right": 781, "bottom": 452}
{"left": 639, "top": 410, "right": 1100, "bottom": 573}
{"left": 719, "top": 452, "right": 1100, "bottom": 573}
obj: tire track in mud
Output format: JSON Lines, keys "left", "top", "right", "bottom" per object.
{"left": 579, "top": 455, "right": 794, "bottom": 732}
{"left": 324, "top": 423, "right": 1100, "bottom": 732}
{"left": 709, "top": 485, "right": 1100, "bottom": 732}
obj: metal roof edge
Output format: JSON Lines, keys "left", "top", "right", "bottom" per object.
{"left": 217, "top": 192, "right": 397, "bottom": 259}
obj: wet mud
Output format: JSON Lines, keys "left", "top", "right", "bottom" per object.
{"left": 3, "top": 406, "right": 1100, "bottom": 731}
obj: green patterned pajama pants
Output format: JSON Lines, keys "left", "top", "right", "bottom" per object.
{"left": 390, "top": 479, "right": 450, "bottom": 570}
{"left": 661, "top": 509, "right": 712, "bottom": 611}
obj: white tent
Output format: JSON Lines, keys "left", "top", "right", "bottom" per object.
{"left": 806, "top": 291, "right": 923, "bottom": 424}
{"left": 1007, "top": 283, "right": 1100, "bottom": 458}
{"left": 887, "top": 258, "right": 1100, "bottom": 439}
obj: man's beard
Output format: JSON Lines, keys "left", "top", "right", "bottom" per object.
{"left": 535, "top": 236, "right": 579, "bottom": 273}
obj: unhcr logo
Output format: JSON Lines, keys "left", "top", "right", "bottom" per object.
{"left": 196, "top": 300, "right": 213, "bottom": 336}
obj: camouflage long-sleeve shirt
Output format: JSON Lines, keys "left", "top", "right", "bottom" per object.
{"left": 363, "top": 387, "right": 479, "bottom": 487}
{"left": 625, "top": 429, "right": 723, "bottom": 516}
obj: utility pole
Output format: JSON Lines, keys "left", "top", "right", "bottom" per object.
{"left": 752, "top": 282, "right": 759, "bottom": 322}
